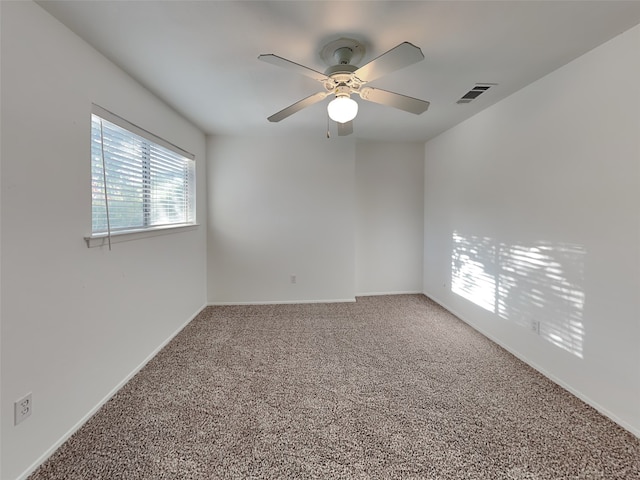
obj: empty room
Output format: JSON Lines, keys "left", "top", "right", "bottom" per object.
{"left": 1, "top": 1, "right": 639, "bottom": 479}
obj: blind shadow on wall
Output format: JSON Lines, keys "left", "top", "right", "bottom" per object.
{"left": 451, "top": 231, "right": 586, "bottom": 359}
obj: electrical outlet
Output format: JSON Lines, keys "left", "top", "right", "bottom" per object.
{"left": 15, "top": 393, "right": 32, "bottom": 425}
{"left": 290, "top": 274, "right": 297, "bottom": 284}
{"left": 531, "top": 319, "right": 540, "bottom": 335}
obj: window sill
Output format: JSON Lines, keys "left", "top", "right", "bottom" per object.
{"left": 84, "top": 224, "right": 199, "bottom": 248}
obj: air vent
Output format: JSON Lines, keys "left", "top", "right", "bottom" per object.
{"left": 457, "top": 83, "right": 496, "bottom": 104}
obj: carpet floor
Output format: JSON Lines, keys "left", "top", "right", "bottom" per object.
{"left": 29, "top": 295, "right": 639, "bottom": 479}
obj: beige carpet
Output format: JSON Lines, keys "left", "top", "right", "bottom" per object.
{"left": 30, "top": 295, "right": 639, "bottom": 479}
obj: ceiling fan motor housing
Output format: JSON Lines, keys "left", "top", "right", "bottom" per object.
{"left": 334, "top": 84, "right": 351, "bottom": 98}
{"left": 324, "top": 64, "right": 358, "bottom": 76}
{"left": 321, "top": 39, "right": 368, "bottom": 97}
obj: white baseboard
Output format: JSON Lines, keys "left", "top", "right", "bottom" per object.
{"left": 356, "top": 290, "right": 423, "bottom": 297}
{"left": 424, "top": 290, "right": 640, "bottom": 439}
{"left": 17, "top": 304, "right": 208, "bottom": 480}
{"left": 208, "top": 298, "right": 356, "bottom": 306}
{"left": 208, "top": 292, "right": 424, "bottom": 306}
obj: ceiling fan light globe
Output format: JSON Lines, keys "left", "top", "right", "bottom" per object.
{"left": 327, "top": 97, "right": 358, "bottom": 123}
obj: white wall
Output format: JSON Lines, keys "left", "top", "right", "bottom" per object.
{"left": 207, "top": 137, "right": 426, "bottom": 304}
{"left": 207, "top": 136, "right": 356, "bottom": 304}
{"left": 423, "top": 24, "right": 640, "bottom": 435}
{"left": 0, "top": 3, "right": 207, "bottom": 479}
{"left": 355, "top": 142, "right": 424, "bottom": 295}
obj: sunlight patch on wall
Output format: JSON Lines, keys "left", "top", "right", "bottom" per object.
{"left": 451, "top": 232, "right": 586, "bottom": 358}
{"left": 452, "top": 233, "right": 496, "bottom": 312}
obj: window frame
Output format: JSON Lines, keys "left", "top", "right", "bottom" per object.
{"left": 85, "top": 105, "right": 197, "bottom": 248}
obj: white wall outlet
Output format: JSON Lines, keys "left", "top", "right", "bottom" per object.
{"left": 15, "top": 393, "right": 32, "bottom": 425}
{"left": 531, "top": 319, "right": 540, "bottom": 335}
{"left": 290, "top": 274, "right": 297, "bottom": 284}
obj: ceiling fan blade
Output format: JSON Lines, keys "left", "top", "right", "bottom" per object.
{"left": 258, "top": 54, "right": 329, "bottom": 82}
{"left": 267, "top": 92, "right": 329, "bottom": 122}
{"left": 354, "top": 42, "right": 424, "bottom": 83}
{"left": 358, "top": 87, "right": 430, "bottom": 115}
{"left": 337, "top": 120, "right": 353, "bottom": 136}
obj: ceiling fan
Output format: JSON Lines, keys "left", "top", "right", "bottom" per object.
{"left": 258, "top": 38, "right": 430, "bottom": 136}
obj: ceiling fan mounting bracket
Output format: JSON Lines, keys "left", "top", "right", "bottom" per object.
{"left": 320, "top": 37, "right": 365, "bottom": 67}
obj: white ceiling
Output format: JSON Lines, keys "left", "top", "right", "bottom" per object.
{"left": 38, "top": 1, "right": 640, "bottom": 142}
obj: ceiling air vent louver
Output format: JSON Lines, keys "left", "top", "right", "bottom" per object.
{"left": 457, "top": 84, "right": 496, "bottom": 104}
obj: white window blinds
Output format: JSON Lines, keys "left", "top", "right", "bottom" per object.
{"left": 91, "top": 106, "right": 195, "bottom": 236}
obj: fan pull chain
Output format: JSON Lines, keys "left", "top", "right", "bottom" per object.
{"left": 326, "top": 115, "right": 331, "bottom": 138}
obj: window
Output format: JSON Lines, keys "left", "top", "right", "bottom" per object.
{"left": 90, "top": 106, "right": 195, "bottom": 239}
